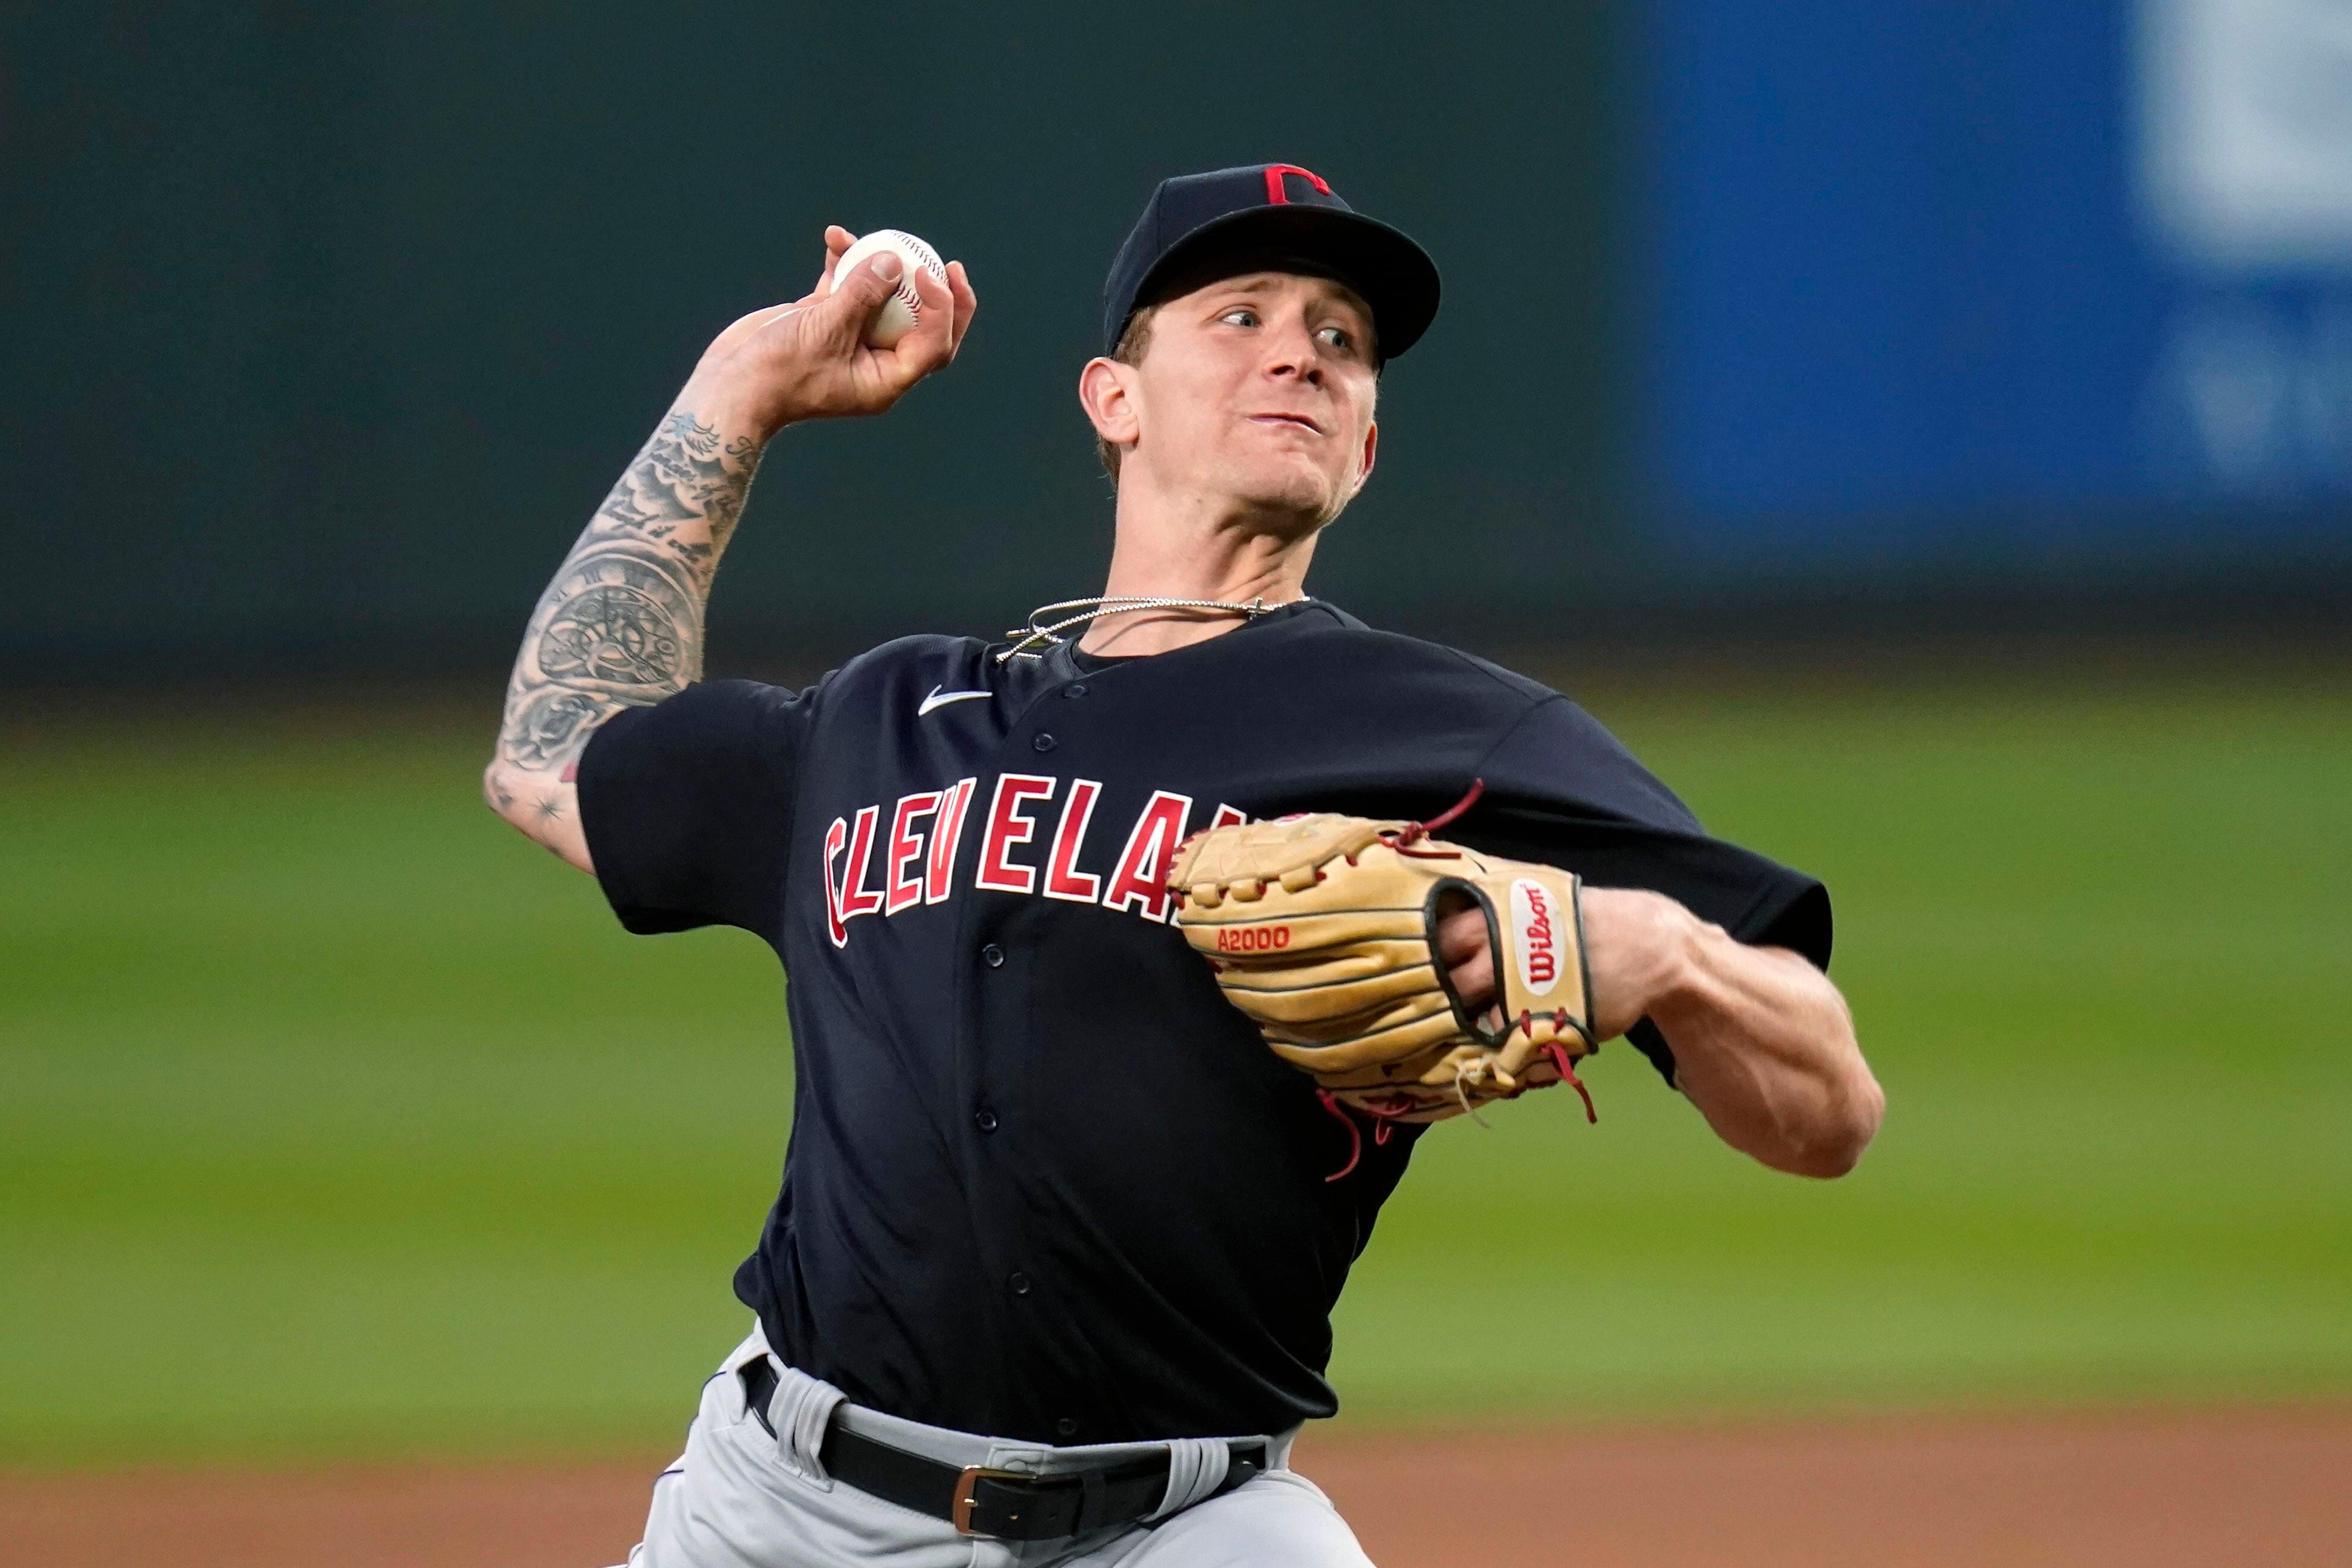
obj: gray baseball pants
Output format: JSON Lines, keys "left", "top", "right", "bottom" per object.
{"left": 618, "top": 1324, "right": 1375, "bottom": 1567}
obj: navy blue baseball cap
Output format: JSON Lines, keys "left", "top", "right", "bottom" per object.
{"left": 1101, "top": 163, "right": 1441, "bottom": 365}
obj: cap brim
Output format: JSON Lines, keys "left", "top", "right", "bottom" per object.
{"left": 1126, "top": 204, "right": 1441, "bottom": 363}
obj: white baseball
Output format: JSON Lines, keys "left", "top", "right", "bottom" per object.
{"left": 829, "top": 229, "right": 948, "bottom": 348}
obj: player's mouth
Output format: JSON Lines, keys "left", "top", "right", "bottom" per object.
{"left": 1247, "top": 412, "right": 1325, "bottom": 434}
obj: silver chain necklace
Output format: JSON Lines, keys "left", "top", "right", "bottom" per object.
{"left": 995, "top": 595, "right": 1308, "bottom": 663}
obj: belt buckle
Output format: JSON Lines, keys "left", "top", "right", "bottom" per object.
{"left": 951, "top": 1464, "right": 1029, "bottom": 1537}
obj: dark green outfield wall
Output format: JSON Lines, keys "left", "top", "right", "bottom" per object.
{"left": 15, "top": 6, "right": 2342, "bottom": 680}
{"left": 9, "top": 5, "right": 1626, "bottom": 674}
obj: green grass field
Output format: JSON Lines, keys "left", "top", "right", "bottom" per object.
{"left": 4, "top": 665, "right": 2348, "bottom": 1465}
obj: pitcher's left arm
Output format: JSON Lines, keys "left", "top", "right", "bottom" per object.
{"left": 1440, "top": 889, "right": 1882, "bottom": 1177}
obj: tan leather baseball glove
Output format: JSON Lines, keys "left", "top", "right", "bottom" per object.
{"left": 1166, "top": 786, "right": 1598, "bottom": 1152}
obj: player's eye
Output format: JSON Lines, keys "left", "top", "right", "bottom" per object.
{"left": 1316, "top": 324, "right": 1356, "bottom": 353}
{"left": 1219, "top": 307, "right": 1260, "bottom": 328}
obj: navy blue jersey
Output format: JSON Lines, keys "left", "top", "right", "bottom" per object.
{"left": 576, "top": 601, "right": 1829, "bottom": 1444}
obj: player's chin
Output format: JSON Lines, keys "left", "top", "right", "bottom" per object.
{"left": 1229, "top": 472, "right": 1343, "bottom": 531}
{"left": 1223, "top": 452, "right": 1342, "bottom": 511}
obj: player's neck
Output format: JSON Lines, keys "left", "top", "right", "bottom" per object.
{"left": 1081, "top": 492, "right": 1319, "bottom": 656}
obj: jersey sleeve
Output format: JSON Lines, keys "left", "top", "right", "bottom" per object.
{"left": 574, "top": 677, "right": 822, "bottom": 941}
{"left": 1466, "top": 695, "right": 1834, "bottom": 1085}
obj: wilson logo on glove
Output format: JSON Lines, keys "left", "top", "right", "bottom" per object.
{"left": 1511, "top": 878, "right": 1561, "bottom": 993}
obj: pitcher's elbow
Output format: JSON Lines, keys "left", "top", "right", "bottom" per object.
{"left": 1804, "top": 1071, "right": 1885, "bottom": 1179}
{"left": 481, "top": 758, "right": 518, "bottom": 819}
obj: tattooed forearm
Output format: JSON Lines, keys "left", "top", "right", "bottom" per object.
{"left": 532, "top": 546, "right": 701, "bottom": 689}
{"left": 492, "top": 408, "right": 764, "bottom": 788}
{"left": 589, "top": 413, "right": 764, "bottom": 588}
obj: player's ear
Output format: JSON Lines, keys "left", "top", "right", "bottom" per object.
{"left": 1347, "top": 418, "right": 1379, "bottom": 499}
{"left": 1078, "top": 356, "right": 1141, "bottom": 450}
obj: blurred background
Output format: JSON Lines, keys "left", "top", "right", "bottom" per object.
{"left": 4, "top": 0, "right": 2348, "bottom": 1557}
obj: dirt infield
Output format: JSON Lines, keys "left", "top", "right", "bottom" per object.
{"left": 8, "top": 1405, "right": 2347, "bottom": 1566}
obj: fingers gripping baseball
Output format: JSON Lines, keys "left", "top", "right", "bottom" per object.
{"left": 819, "top": 223, "right": 857, "bottom": 291}
{"left": 683, "top": 226, "right": 977, "bottom": 433}
{"left": 812, "top": 229, "right": 968, "bottom": 390}
{"left": 816, "top": 225, "right": 976, "bottom": 357}
{"left": 825, "top": 253, "right": 902, "bottom": 332}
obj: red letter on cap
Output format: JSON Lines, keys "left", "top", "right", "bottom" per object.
{"left": 1263, "top": 164, "right": 1331, "bottom": 205}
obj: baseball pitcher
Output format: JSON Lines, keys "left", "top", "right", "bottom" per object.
{"left": 484, "top": 163, "right": 1885, "bottom": 1566}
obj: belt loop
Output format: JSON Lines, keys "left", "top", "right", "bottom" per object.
{"left": 1147, "top": 1436, "right": 1232, "bottom": 1520}
{"left": 761, "top": 1357, "right": 847, "bottom": 1489}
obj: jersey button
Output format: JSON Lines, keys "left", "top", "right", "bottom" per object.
{"left": 980, "top": 944, "right": 1005, "bottom": 968}
{"left": 1032, "top": 732, "right": 1057, "bottom": 752}
{"left": 974, "top": 1107, "right": 999, "bottom": 1134}
{"left": 1008, "top": 1271, "right": 1033, "bottom": 1297}
{"left": 1062, "top": 683, "right": 1088, "bottom": 699}
{"left": 1055, "top": 1417, "right": 1079, "bottom": 1438}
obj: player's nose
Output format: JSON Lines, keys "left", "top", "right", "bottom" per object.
{"left": 1260, "top": 328, "right": 1326, "bottom": 387}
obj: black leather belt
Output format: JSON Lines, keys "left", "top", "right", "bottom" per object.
{"left": 739, "top": 1358, "right": 1264, "bottom": 1540}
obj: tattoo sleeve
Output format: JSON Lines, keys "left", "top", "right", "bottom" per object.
{"left": 494, "top": 410, "right": 765, "bottom": 780}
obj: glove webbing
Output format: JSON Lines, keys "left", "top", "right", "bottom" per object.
{"left": 1316, "top": 1038, "right": 1594, "bottom": 1183}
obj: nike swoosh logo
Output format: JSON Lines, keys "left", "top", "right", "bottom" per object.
{"left": 918, "top": 685, "right": 992, "bottom": 717}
